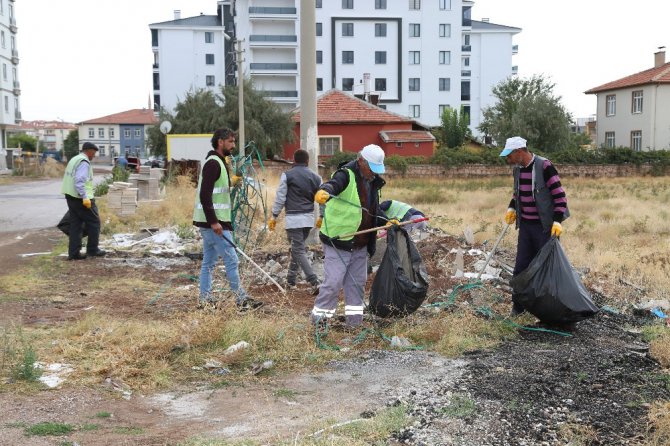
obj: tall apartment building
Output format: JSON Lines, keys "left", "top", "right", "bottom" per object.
{"left": 151, "top": 0, "right": 519, "bottom": 136}
{"left": 0, "top": 0, "right": 21, "bottom": 148}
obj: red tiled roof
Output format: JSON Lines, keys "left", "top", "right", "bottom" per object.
{"left": 379, "top": 130, "right": 435, "bottom": 143}
{"left": 80, "top": 109, "right": 158, "bottom": 125}
{"left": 585, "top": 62, "right": 670, "bottom": 94}
{"left": 19, "top": 120, "right": 77, "bottom": 130}
{"left": 292, "top": 89, "right": 413, "bottom": 124}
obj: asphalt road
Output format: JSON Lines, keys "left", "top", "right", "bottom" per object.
{"left": 0, "top": 167, "right": 111, "bottom": 233}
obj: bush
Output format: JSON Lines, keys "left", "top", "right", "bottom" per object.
{"left": 385, "top": 155, "right": 409, "bottom": 175}
{"left": 324, "top": 151, "right": 357, "bottom": 170}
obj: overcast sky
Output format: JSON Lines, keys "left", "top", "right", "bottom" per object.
{"left": 19, "top": 0, "right": 668, "bottom": 123}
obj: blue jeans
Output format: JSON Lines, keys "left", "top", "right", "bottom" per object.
{"left": 199, "top": 228, "right": 248, "bottom": 304}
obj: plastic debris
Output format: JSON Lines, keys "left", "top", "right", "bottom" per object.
{"left": 224, "top": 341, "right": 250, "bottom": 355}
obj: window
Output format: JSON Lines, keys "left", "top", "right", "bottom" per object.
{"left": 206, "top": 75, "right": 215, "bottom": 86}
{"left": 439, "top": 78, "right": 450, "bottom": 91}
{"left": 317, "top": 78, "right": 323, "bottom": 91}
{"left": 342, "top": 78, "right": 354, "bottom": 91}
{"left": 1, "top": 64, "right": 5, "bottom": 80}
{"left": 316, "top": 50, "right": 323, "bottom": 64}
{"left": 10, "top": 35, "right": 14, "bottom": 50}
{"left": 153, "top": 72, "right": 160, "bottom": 90}
{"left": 88, "top": 128, "right": 94, "bottom": 138}
{"left": 605, "top": 132, "right": 615, "bottom": 148}
{"left": 464, "top": 34, "right": 471, "bottom": 46}
{"left": 109, "top": 128, "right": 115, "bottom": 138}
{"left": 1, "top": 31, "right": 4, "bottom": 48}
{"left": 631, "top": 131, "right": 642, "bottom": 151}
{"left": 205, "top": 32, "right": 213, "bottom": 43}
{"left": 316, "top": 23, "right": 322, "bottom": 36}
{"left": 463, "top": 57, "right": 470, "bottom": 67}
{"left": 342, "top": 51, "right": 354, "bottom": 64}
{"left": 632, "top": 90, "right": 643, "bottom": 114}
{"left": 378, "top": 105, "right": 387, "bottom": 110}
{"left": 409, "top": 24, "right": 420, "bottom": 37}
{"left": 342, "top": 23, "right": 354, "bottom": 37}
{"left": 606, "top": 94, "right": 616, "bottom": 116}
{"left": 375, "top": 23, "right": 387, "bottom": 37}
{"left": 462, "top": 6, "right": 472, "bottom": 26}
{"left": 320, "top": 137, "right": 341, "bottom": 155}
{"left": 151, "top": 29, "right": 158, "bottom": 46}
{"left": 409, "top": 78, "right": 420, "bottom": 91}
{"left": 375, "top": 78, "right": 387, "bottom": 91}
{"left": 439, "top": 24, "right": 451, "bottom": 37}
{"left": 205, "top": 54, "right": 214, "bottom": 65}
{"left": 462, "top": 105, "right": 471, "bottom": 125}
{"left": 316, "top": 0, "right": 322, "bottom": 7}
{"left": 409, "top": 51, "right": 420, "bottom": 64}
{"left": 375, "top": 51, "right": 386, "bottom": 64}
{"left": 439, "top": 51, "right": 451, "bottom": 64}
{"left": 98, "top": 128, "right": 104, "bottom": 138}
{"left": 135, "top": 129, "right": 141, "bottom": 138}
{"left": 439, "top": 105, "right": 450, "bottom": 116}
{"left": 409, "top": 105, "right": 420, "bottom": 118}
{"left": 409, "top": 0, "right": 421, "bottom": 10}
{"left": 440, "top": 0, "right": 451, "bottom": 10}
{"left": 375, "top": 0, "right": 387, "bottom": 9}
{"left": 461, "top": 80, "right": 470, "bottom": 101}
{"left": 124, "top": 129, "right": 131, "bottom": 138}
{"left": 342, "top": 0, "right": 353, "bottom": 8}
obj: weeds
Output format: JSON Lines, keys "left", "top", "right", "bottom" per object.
{"left": 95, "top": 411, "right": 112, "bottom": 418}
{"left": 12, "top": 345, "right": 42, "bottom": 382}
{"left": 440, "top": 394, "right": 477, "bottom": 418}
{"left": 25, "top": 422, "right": 74, "bottom": 436}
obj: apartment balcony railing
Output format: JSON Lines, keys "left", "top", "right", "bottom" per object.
{"left": 9, "top": 16, "right": 16, "bottom": 32}
{"left": 512, "top": 44, "right": 518, "bottom": 54}
{"left": 461, "top": 45, "right": 471, "bottom": 52}
{"left": 249, "top": 7, "right": 297, "bottom": 15}
{"left": 11, "top": 49, "right": 18, "bottom": 64}
{"left": 512, "top": 65, "right": 518, "bottom": 75}
{"left": 15, "top": 110, "right": 22, "bottom": 121}
{"left": 461, "top": 70, "right": 471, "bottom": 77}
{"left": 249, "top": 35, "right": 298, "bottom": 45}
{"left": 262, "top": 90, "right": 298, "bottom": 98}
{"left": 250, "top": 63, "right": 298, "bottom": 71}
{"left": 13, "top": 80, "right": 19, "bottom": 94}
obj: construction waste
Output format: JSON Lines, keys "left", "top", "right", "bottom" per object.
{"left": 107, "top": 167, "right": 165, "bottom": 217}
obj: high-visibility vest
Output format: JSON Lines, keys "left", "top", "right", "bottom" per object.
{"left": 320, "top": 169, "right": 361, "bottom": 240}
{"left": 385, "top": 200, "right": 412, "bottom": 221}
{"left": 193, "top": 155, "right": 232, "bottom": 223}
{"left": 61, "top": 153, "right": 93, "bottom": 199}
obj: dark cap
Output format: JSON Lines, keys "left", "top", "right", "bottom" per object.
{"left": 82, "top": 142, "right": 99, "bottom": 151}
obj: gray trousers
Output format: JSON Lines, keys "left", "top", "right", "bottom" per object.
{"left": 311, "top": 243, "right": 367, "bottom": 327}
{"left": 286, "top": 227, "right": 318, "bottom": 285}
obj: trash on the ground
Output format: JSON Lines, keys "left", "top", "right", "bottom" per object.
{"left": 224, "top": 341, "right": 250, "bottom": 355}
{"left": 250, "top": 360, "right": 273, "bottom": 375}
{"left": 638, "top": 299, "right": 670, "bottom": 311}
{"left": 35, "top": 362, "right": 74, "bottom": 388}
{"left": 211, "top": 367, "right": 231, "bottom": 376}
{"left": 103, "top": 377, "right": 132, "bottom": 400}
{"left": 390, "top": 336, "right": 412, "bottom": 348}
{"left": 651, "top": 308, "right": 668, "bottom": 319}
{"left": 204, "top": 359, "right": 223, "bottom": 369}
{"left": 600, "top": 305, "right": 620, "bottom": 314}
{"left": 103, "top": 228, "right": 199, "bottom": 255}
{"left": 463, "top": 227, "right": 475, "bottom": 245}
{"left": 19, "top": 251, "right": 52, "bottom": 258}
{"left": 453, "top": 248, "right": 464, "bottom": 278}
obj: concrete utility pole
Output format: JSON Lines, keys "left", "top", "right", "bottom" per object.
{"left": 299, "top": 0, "right": 318, "bottom": 172}
{"left": 236, "top": 39, "right": 246, "bottom": 158}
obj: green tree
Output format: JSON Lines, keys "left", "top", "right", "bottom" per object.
{"left": 478, "top": 75, "right": 573, "bottom": 151}
{"left": 219, "top": 79, "right": 295, "bottom": 158}
{"left": 438, "top": 106, "right": 471, "bottom": 148}
{"left": 63, "top": 130, "right": 79, "bottom": 160}
{"left": 8, "top": 134, "right": 38, "bottom": 152}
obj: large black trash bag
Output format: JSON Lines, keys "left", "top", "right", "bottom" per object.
{"left": 369, "top": 225, "right": 429, "bottom": 318}
{"left": 510, "top": 238, "right": 598, "bottom": 324}
{"left": 57, "top": 211, "right": 88, "bottom": 238}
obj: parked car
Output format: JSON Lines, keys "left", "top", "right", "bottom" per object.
{"left": 126, "top": 156, "right": 141, "bottom": 173}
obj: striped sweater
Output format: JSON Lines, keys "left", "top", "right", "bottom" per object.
{"left": 508, "top": 156, "right": 567, "bottom": 223}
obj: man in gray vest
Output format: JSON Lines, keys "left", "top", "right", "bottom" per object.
{"left": 268, "top": 149, "right": 322, "bottom": 294}
{"left": 500, "top": 136, "right": 568, "bottom": 316}
{"left": 60, "top": 142, "right": 105, "bottom": 260}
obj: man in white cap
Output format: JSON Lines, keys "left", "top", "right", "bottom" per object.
{"left": 500, "top": 136, "right": 569, "bottom": 316}
{"left": 311, "top": 144, "right": 390, "bottom": 328}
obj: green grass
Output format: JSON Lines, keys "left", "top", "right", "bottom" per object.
{"left": 440, "top": 394, "right": 477, "bottom": 418}
{"left": 25, "top": 422, "right": 74, "bottom": 436}
{"left": 80, "top": 423, "right": 99, "bottom": 431}
{"left": 113, "top": 426, "right": 145, "bottom": 435}
{"left": 94, "top": 411, "right": 112, "bottom": 418}
{"left": 272, "top": 387, "right": 299, "bottom": 400}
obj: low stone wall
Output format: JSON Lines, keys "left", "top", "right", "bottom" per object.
{"left": 259, "top": 161, "right": 667, "bottom": 179}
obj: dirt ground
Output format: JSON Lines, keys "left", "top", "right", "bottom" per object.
{"left": 0, "top": 228, "right": 668, "bottom": 445}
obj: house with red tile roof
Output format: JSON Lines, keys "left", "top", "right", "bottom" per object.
{"left": 284, "top": 89, "right": 435, "bottom": 161}
{"left": 585, "top": 49, "right": 670, "bottom": 151}
{"left": 79, "top": 109, "right": 158, "bottom": 163}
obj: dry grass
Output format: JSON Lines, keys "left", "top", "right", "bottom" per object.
{"left": 649, "top": 329, "right": 670, "bottom": 368}
{"left": 647, "top": 401, "right": 670, "bottom": 446}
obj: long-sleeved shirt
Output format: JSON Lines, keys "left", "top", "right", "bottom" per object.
{"left": 193, "top": 150, "right": 233, "bottom": 230}
{"left": 272, "top": 168, "right": 322, "bottom": 229}
{"left": 74, "top": 160, "right": 91, "bottom": 199}
{"left": 509, "top": 155, "right": 567, "bottom": 223}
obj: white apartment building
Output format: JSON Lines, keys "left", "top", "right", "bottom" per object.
{"left": 0, "top": 0, "right": 21, "bottom": 148}
{"left": 151, "top": 0, "right": 519, "bottom": 136}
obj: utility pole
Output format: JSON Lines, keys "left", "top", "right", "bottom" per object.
{"left": 300, "top": 0, "right": 318, "bottom": 172}
{"left": 235, "top": 39, "right": 246, "bottom": 159}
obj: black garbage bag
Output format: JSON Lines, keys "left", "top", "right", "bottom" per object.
{"left": 510, "top": 238, "right": 598, "bottom": 324}
{"left": 57, "top": 211, "right": 88, "bottom": 238}
{"left": 369, "top": 225, "right": 429, "bottom": 318}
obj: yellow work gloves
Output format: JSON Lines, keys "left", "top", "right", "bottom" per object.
{"left": 316, "top": 217, "right": 323, "bottom": 229}
{"left": 268, "top": 218, "right": 276, "bottom": 231}
{"left": 230, "top": 175, "right": 242, "bottom": 187}
{"left": 315, "top": 190, "right": 330, "bottom": 205}
{"left": 504, "top": 208, "right": 516, "bottom": 225}
{"left": 551, "top": 222, "right": 562, "bottom": 237}
{"left": 83, "top": 198, "right": 92, "bottom": 209}
{"left": 384, "top": 219, "right": 400, "bottom": 228}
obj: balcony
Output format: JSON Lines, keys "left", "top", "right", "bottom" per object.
{"left": 11, "top": 49, "right": 18, "bottom": 64}
{"left": 13, "top": 80, "right": 19, "bottom": 95}
{"left": 461, "top": 70, "right": 471, "bottom": 77}
{"left": 512, "top": 44, "right": 518, "bottom": 55}
{"left": 250, "top": 62, "right": 297, "bottom": 73}
{"left": 262, "top": 90, "right": 298, "bottom": 98}
{"left": 461, "top": 45, "right": 471, "bottom": 52}
{"left": 153, "top": 63, "right": 159, "bottom": 69}
{"left": 15, "top": 110, "right": 22, "bottom": 123}
{"left": 512, "top": 65, "right": 518, "bottom": 75}
{"left": 249, "top": 35, "right": 298, "bottom": 47}
{"left": 249, "top": 7, "right": 297, "bottom": 19}
{"left": 9, "top": 16, "right": 16, "bottom": 33}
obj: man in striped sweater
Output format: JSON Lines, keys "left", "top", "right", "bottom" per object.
{"left": 500, "top": 136, "right": 569, "bottom": 316}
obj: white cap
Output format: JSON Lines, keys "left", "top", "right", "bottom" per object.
{"left": 499, "top": 136, "right": 527, "bottom": 157}
{"left": 360, "top": 144, "right": 385, "bottom": 174}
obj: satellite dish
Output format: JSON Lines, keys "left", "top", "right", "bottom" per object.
{"left": 159, "top": 121, "right": 172, "bottom": 135}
